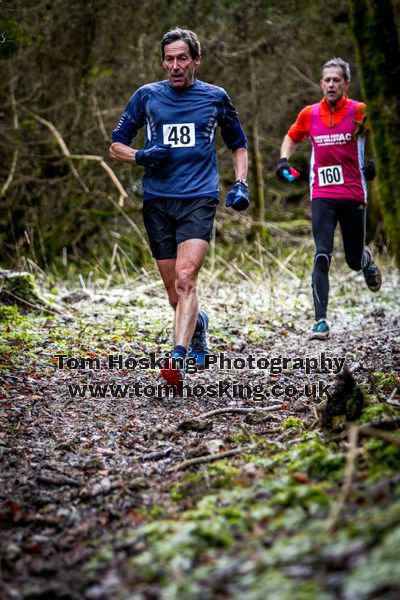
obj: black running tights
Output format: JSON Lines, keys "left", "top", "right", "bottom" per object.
{"left": 311, "top": 198, "right": 370, "bottom": 320}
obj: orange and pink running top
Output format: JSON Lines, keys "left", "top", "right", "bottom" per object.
{"left": 287, "top": 95, "right": 368, "bottom": 203}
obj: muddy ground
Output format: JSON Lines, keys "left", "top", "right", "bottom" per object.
{"left": 1, "top": 260, "right": 399, "bottom": 599}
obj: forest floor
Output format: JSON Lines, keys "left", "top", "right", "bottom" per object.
{"left": 1, "top": 252, "right": 400, "bottom": 600}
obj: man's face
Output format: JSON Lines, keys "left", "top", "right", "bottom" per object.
{"left": 320, "top": 66, "right": 350, "bottom": 107}
{"left": 163, "top": 41, "right": 200, "bottom": 89}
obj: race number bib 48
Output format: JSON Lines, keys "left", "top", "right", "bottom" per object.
{"left": 318, "top": 164, "right": 344, "bottom": 186}
{"left": 163, "top": 123, "right": 195, "bottom": 148}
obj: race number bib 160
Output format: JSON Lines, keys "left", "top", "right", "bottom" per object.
{"left": 318, "top": 164, "right": 344, "bottom": 186}
{"left": 163, "top": 123, "right": 195, "bottom": 148}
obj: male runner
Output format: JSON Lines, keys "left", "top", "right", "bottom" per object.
{"left": 276, "top": 57, "right": 381, "bottom": 340}
{"left": 110, "top": 28, "right": 249, "bottom": 382}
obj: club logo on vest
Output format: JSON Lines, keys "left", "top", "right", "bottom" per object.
{"left": 313, "top": 132, "right": 352, "bottom": 146}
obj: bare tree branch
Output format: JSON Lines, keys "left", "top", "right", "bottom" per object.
{"left": 23, "top": 107, "right": 90, "bottom": 193}
{"left": 69, "top": 154, "right": 128, "bottom": 206}
{"left": 209, "top": 37, "right": 275, "bottom": 59}
{"left": 275, "top": 51, "right": 320, "bottom": 91}
{"left": 91, "top": 94, "right": 110, "bottom": 142}
{"left": 1, "top": 76, "right": 19, "bottom": 199}
{"left": 20, "top": 107, "right": 132, "bottom": 209}
{"left": 93, "top": 189, "right": 148, "bottom": 247}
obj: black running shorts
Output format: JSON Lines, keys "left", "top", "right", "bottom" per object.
{"left": 142, "top": 197, "right": 218, "bottom": 260}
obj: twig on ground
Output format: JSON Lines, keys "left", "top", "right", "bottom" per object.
{"left": 325, "top": 425, "right": 359, "bottom": 534}
{"left": 334, "top": 416, "right": 400, "bottom": 442}
{"left": 174, "top": 446, "right": 251, "bottom": 471}
{"left": 36, "top": 475, "right": 81, "bottom": 487}
{"left": 140, "top": 447, "right": 173, "bottom": 462}
{"left": 196, "top": 405, "right": 283, "bottom": 419}
{"left": 385, "top": 388, "right": 400, "bottom": 407}
{"left": 358, "top": 427, "right": 400, "bottom": 446}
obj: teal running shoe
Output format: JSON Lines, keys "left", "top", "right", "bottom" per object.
{"left": 309, "top": 319, "right": 330, "bottom": 340}
{"left": 188, "top": 310, "right": 209, "bottom": 369}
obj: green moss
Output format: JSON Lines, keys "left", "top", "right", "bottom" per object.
{"left": 0, "top": 271, "right": 44, "bottom": 309}
{"left": 282, "top": 416, "right": 303, "bottom": 429}
{"left": 350, "top": 0, "right": 400, "bottom": 264}
{"left": 194, "top": 520, "right": 234, "bottom": 548}
{"left": 82, "top": 546, "right": 114, "bottom": 571}
{"left": 269, "top": 477, "right": 330, "bottom": 510}
{"left": 0, "top": 304, "right": 25, "bottom": 323}
{"left": 356, "top": 389, "right": 398, "bottom": 424}
{"left": 206, "top": 461, "right": 240, "bottom": 482}
{"left": 226, "top": 432, "right": 251, "bottom": 444}
{"left": 357, "top": 401, "right": 386, "bottom": 423}
{"left": 370, "top": 370, "right": 400, "bottom": 393}
{"left": 170, "top": 464, "right": 241, "bottom": 505}
{"left": 170, "top": 471, "right": 203, "bottom": 501}
{"left": 280, "top": 434, "right": 345, "bottom": 480}
{"left": 365, "top": 437, "right": 400, "bottom": 480}
{"left": 149, "top": 504, "right": 165, "bottom": 519}
{"left": 218, "top": 506, "right": 245, "bottom": 525}
{"left": 94, "top": 427, "right": 400, "bottom": 598}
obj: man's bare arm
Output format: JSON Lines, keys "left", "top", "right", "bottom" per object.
{"left": 232, "top": 147, "right": 248, "bottom": 181}
{"left": 280, "top": 134, "right": 299, "bottom": 159}
{"left": 109, "top": 142, "right": 137, "bottom": 163}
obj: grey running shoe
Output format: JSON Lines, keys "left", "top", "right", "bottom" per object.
{"left": 363, "top": 263, "right": 382, "bottom": 292}
{"left": 188, "top": 310, "right": 209, "bottom": 369}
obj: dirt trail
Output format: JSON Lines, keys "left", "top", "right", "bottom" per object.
{"left": 1, "top": 266, "right": 399, "bottom": 599}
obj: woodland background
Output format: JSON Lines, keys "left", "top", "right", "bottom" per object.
{"left": 1, "top": 0, "right": 399, "bottom": 278}
{"left": 1, "top": 3, "right": 400, "bottom": 599}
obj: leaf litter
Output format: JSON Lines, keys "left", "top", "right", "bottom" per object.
{"left": 0, "top": 261, "right": 399, "bottom": 599}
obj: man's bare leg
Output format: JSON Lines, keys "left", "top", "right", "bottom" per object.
{"left": 156, "top": 257, "right": 178, "bottom": 342}
{"left": 156, "top": 239, "right": 208, "bottom": 383}
{"left": 174, "top": 239, "right": 209, "bottom": 348}
{"left": 156, "top": 239, "right": 208, "bottom": 384}
{"left": 156, "top": 258, "right": 178, "bottom": 309}
{"left": 156, "top": 239, "right": 209, "bottom": 346}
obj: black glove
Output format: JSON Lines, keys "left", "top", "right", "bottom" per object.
{"left": 276, "top": 158, "right": 300, "bottom": 182}
{"left": 225, "top": 180, "right": 250, "bottom": 211}
{"left": 363, "top": 159, "right": 376, "bottom": 181}
{"left": 135, "top": 144, "right": 171, "bottom": 167}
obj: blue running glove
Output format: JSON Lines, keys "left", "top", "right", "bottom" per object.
{"left": 135, "top": 144, "right": 171, "bottom": 167}
{"left": 276, "top": 158, "right": 300, "bottom": 182}
{"left": 225, "top": 180, "right": 250, "bottom": 212}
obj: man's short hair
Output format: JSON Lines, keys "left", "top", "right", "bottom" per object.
{"left": 161, "top": 28, "right": 201, "bottom": 60}
{"left": 322, "top": 57, "right": 351, "bottom": 81}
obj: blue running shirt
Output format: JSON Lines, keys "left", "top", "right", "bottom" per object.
{"left": 112, "top": 79, "right": 247, "bottom": 199}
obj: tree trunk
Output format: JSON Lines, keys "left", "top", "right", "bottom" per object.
{"left": 349, "top": 0, "right": 400, "bottom": 265}
{"left": 249, "top": 54, "right": 264, "bottom": 218}
{"left": 249, "top": 54, "right": 269, "bottom": 243}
